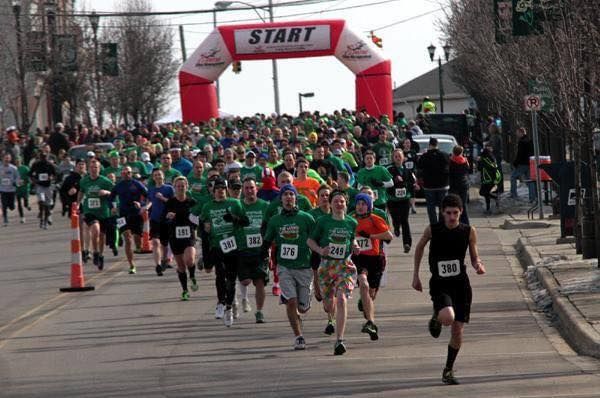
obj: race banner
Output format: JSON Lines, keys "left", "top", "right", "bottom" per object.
{"left": 234, "top": 25, "right": 331, "bottom": 55}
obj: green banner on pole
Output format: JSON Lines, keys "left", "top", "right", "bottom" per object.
{"left": 528, "top": 78, "right": 554, "bottom": 112}
{"left": 101, "top": 43, "right": 119, "bottom": 77}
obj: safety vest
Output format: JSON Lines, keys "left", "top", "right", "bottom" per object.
{"left": 423, "top": 100, "right": 436, "bottom": 113}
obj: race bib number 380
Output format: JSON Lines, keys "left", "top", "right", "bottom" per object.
{"left": 437, "top": 259, "right": 460, "bottom": 277}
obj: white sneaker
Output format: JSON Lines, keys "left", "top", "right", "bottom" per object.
{"left": 215, "top": 303, "right": 225, "bottom": 319}
{"left": 242, "top": 298, "right": 252, "bottom": 313}
{"left": 294, "top": 336, "right": 306, "bottom": 350}
{"left": 20, "top": 218, "right": 25, "bottom": 224}
{"left": 232, "top": 301, "right": 240, "bottom": 319}
{"left": 224, "top": 309, "right": 234, "bottom": 327}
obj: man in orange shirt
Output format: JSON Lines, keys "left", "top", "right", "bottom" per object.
{"left": 351, "top": 193, "right": 393, "bottom": 341}
{"left": 293, "top": 158, "right": 321, "bottom": 207}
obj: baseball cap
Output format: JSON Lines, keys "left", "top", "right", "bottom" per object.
{"left": 5, "top": 126, "right": 17, "bottom": 133}
{"left": 141, "top": 152, "right": 150, "bottom": 162}
{"left": 86, "top": 151, "right": 96, "bottom": 158}
{"left": 229, "top": 179, "right": 242, "bottom": 189}
{"left": 246, "top": 151, "right": 256, "bottom": 158}
{"left": 192, "top": 126, "right": 200, "bottom": 133}
{"left": 213, "top": 177, "right": 227, "bottom": 189}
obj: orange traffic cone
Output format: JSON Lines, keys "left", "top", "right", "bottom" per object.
{"left": 140, "top": 209, "right": 153, "bottom": 254}
{"left": 60, "top": 203, "right": 94, "bottom": 292}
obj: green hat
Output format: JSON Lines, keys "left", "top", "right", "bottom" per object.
{"left": 108, "top": 151, "right": 120, "bottom": 158}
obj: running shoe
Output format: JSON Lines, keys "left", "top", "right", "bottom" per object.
{"left": 82, "top": 250, "right": 91, "bottom": 263}
{"left": 393, "top": 227, "right": 400, "bottom": 237}
{"left": 190, "top": 278, "right": 198, "bottom": 292}
{"left": 334, "top": 340, "right": 346, "bottom": 356}
{"left": 293, "top": 336, "right": 306, "bottom": 350}
{"left": 47, "top": 217, "right": 52, "bottom": 225}
{"left": 428, "top": 314, "right": 442, "bottom": 338}
{"left": 160, "top": 259, "right": 169, "bottom": 271}
{"left": 215, "top": 303, "right": 225, "bottom": 319}
{"left": 224, "top": 309, "right": 234, "bottom": 327}
{"left": 3, "top": 221, "right": 8, "bottom": 227}
{"left": 42, "top": 222, "right": 47, "bottom": 230}
{"left": 111, "top": 246, "right": 118, "bottom": 256}
{"left": 93, "top": 252, "right": 99, "bottom": 266}
{"left": 403, "top": 244, "right": 411, "bottom": 253}
{"left": 98, "top": 255, "right": 104, "bottom": 271}
{"left": 128, "top": 265, "right": 136, "bottom": 275}
{"left": 181, "top": 291, "right": 190, "bottom": 301}
{"left": 358, "top": 298, "right": 363, "bottom": 312}
{"left": 324, "top": 320, "right": 335, "bottom": 335}
{"left": 20, "top": 218, "right": 25, "bottom": 224}
{"left": 255, "top": 311, "right": 265, "bottom": 324}
{"left": 155, "top": 264, "right": 163, "bottom": 276}
{"left": 442, "top": 368, "right": 459, "bottom": 385}
{"left": 361, "top": 321, "right": 379, "bottom": 341}
{"left": 242, "top": 298, "right": 252, "bottom": 313}
{"left": 232, "top": 301, "right": 240, "bottom": 319}
{"left": 272, "top": 284, "right": 281, "bottom": 296}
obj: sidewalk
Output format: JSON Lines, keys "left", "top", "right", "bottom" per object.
{"left": 509, "top": 216, "right": 600, "bottom": 358}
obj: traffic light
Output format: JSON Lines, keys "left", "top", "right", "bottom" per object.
{"left": 232, "top": 61, "right": 242, "bottom": 74}
{"left": 370, "top": 31, "right": 382, "bottom": 48}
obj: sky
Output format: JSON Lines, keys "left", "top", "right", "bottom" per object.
{"left": 81, "top": 0, "right": 449, "bottom": 117}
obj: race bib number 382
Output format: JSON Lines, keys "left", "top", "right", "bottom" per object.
{"left": 437, "top": 259, "right": 460, "bottom": 277}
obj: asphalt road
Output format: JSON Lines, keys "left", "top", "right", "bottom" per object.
{"left": 1, "top": 205, "right": 600, "bottom": 397}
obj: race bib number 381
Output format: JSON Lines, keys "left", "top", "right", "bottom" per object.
{"left": 437, "top": 259, "right": 460, "bottom": 277}
{"left": 220, "top": 236, "right": 237, "bottom": 253}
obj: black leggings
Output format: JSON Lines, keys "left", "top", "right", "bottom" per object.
{"left": 17, "top": 194, "right": 29, "bottom": 218}
{"left": 210, "top": 249, "right": 238, "bottom": 307}
{"left": 387, "top": 200, "right": 411, "bottom": 246}
{"left": 479, "top": 184, "right": 497, "bottom": 210}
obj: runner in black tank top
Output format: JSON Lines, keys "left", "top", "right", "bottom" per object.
{"left": 412, "top": 194, "right": 486, "bottom": 385}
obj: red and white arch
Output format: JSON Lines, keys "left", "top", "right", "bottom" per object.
{"left": 179, "top": 19, "right": 392, "bottom": 122}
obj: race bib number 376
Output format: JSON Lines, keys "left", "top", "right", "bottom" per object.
{"left": 280, "top": 244, "right": 298, "bottom": 260}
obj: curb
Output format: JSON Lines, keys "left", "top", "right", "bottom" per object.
{"left": 516, "top": 236, "right": 600, "bottom": 359}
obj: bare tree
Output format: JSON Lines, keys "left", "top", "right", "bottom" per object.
{"left": 101, "top": 0, "right": 178, "bottom": 126}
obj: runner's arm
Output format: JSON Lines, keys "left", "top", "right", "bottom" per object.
{"left": 469, "top": 226, "right": 486, "bottom": 274}
{"left": 412, "top": 225, "right": 432, "bottom": 292}
{"left": 306, "top": 238, "right": 324, "bottom": 256}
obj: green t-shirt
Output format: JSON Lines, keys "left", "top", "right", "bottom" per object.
{"left": 356, "top": 166, "right": 393, "bottom": 206}
{"left": 148, "top": 167, "right": 182, "bottom": 188}
{"left": 307, "top": 169, "right": 325, "bottom": 184}
{"left": 372, "top": 142, "right": 395, "bottom": 166}
{"left": 265, "top": 194, "right": 313, "bottom": 220}
{"left": 187, "top": 173, "right": 208, "bottom": 202}
{"left": 240, "top": 165, "right": 263, "bottom": 182}
{"left": 127, "top": 161, "right": 148, "bottom": 180}
{"left": 197, "top": 198, "right": 244, "bottom": 252}
{"left": 264, "top": 210, "right": 315, "bottom": 269}
{"left": 325, "top": 154, "right": 346, "bottom": 172}
{"left": 340, "top": 152, "right": 358, "bottom": 168}
{"left": 16, "top": 165, "right": 30, "bottom": 196}
{"left": 266, "top": 161, "right": 281, "bottom": 170}
{"left": 79, "top": 175, "right": 115, "bottom": 219}
{"left": 309, "top": 207, "right": 330, "bottom": 221}
{"left": 236, "top": 198, "right": 269, "bottom": 254}
{"left": 309, "top": 214, "right": 357, "bottom": 261}
{"left": 102, "top": 166, "right": 122, "bottom": 182}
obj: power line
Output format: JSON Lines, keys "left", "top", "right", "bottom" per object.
{"left": 368, "top": 7, "right": 445, "bottom": 32}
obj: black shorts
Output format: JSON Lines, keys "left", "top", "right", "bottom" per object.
{"left": 1, "top": 192, "right": 16, "bottom": 210}
{"left": 83, "top": 213, "right": 107, "bottom": 233}
{"left": 352, "top": 254, "right": 384, "bottom": 289}
{"left": 310, "top": 251, "right": 321, "bottom": 270}
{"left": 150, "top": 220, "right": 169, "bottom": 246}
{"left": 238, "top": 254, "right": 269, "bottom": 283}
{"left": 119, "top": 214, "right": 143, "bottom": 235}
{"left": 429, "top": 276, "right": 472, "bottom": 323}
{"left": 169, "top": 237, "right": 196, "bottom": 256}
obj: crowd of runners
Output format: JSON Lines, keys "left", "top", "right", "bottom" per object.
{"left": 0, "top": 109, "right": 486, "bottom": 384}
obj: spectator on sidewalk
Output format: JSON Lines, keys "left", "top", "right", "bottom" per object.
{"left": 510, "top": 127, "right": 534, "bottom": 201}
{"left": 449, "top": 145, "right": 470, "bottom": 224}
{"left": 417, "top": 137, "right": 450, "bottom": 224}
{"left": 478, "top": 143, "right": 501, "bottom": 215}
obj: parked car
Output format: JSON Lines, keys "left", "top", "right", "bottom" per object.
{"left": 68, "top": 143, "right": 114, "bottom": 161}
{"left": 412, "top": 134, "right": 458, "bottom": 198}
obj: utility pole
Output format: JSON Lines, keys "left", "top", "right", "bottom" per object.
{"left": 268, "top": 0, "right": 280, "bottom": 115}
{"left": 437, "top": 57, "right": 445, "bottom": 113}
{"left": 12, "top": 0, "right": 29, "bottom": 134}
{"left": 179, "top": 25, "right": 187, "bottom": 62}
{"left": 45, "top": 1, "right": 61, "bottom": 125}
{"left": 89, "top": 11, "right": 102, "bottom": 127}
{"left": 212, "top": 10, "right": 220, "bottom": 108}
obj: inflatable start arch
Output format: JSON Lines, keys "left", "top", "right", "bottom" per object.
{"left": 179, "top": 19, "right": 392, "bottom": 122}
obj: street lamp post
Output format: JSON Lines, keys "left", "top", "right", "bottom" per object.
{"left": 427, "top": 43, "right": 451, "bottom": 114}
{"left": 298, "top": 92, "right": 314, "bottom": 114}
{"left": 12, "top": 0, "right": 29, "bottom": 134}
{"left": 89, "top": 11, "right": 102, "bottom": 127}
{"left": 45, "top": 0, "right": 61, "bottom": 125}
{"left": 214, "top": 0, "right": 280, "bottom": 115}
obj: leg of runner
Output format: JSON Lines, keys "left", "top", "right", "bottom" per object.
{"left": 239, "top": 282, "right": 250, "bottom": 313}
{"left": 334, "top": 289, "right": 348, "bottom": 355}
{"left": 358, "top": 272, "right": 379, "bottom": 341}
{"left": 253, "top": 278, "right": 266, "bottom": 323}
{"left": 398, "top": 200, "right": 412, "bottom": 253}
{"left": 1, "top": 193, "right": 9, "bottom": 225}
{"left": 89, "top": 221, "right": 101, "bottom": 267}
{"left": 213, "top": 257, "right": 226, "bottom": 319}
{"left": 17, "top": 194, "right": 25, "bottom": 223}
{"left": 175, "top": 254, "right": 189, "bottom": 301}
{"left": 152, "top": 237, "right": 163, "bottom": 275}
{"left": 123, "top": 230, "right": 136, "bottom": 273}
{"left": 223, "top": 256, "right": 237, "bottom": 327}
{"left": 387, "top": 200, "right": 402, "bottom": 238}
{"left": 185, "top": 246, "right": 198, "bottom": 293}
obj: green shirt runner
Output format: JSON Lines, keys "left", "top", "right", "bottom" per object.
{"left": 264, "top": 209, "right": 315, "bottom": 269}
{"left": 236, "top": 198, "right": 269, "bottom": 254}
{"left": 309, "top": 214, "right": 357, "bottom": 261}
{"left": 265, "top": 194, "right": 313, "bottom": 220}
{"left": 196, "top": 198, "right": 244, "bottom": 253}
{"left": 356, "top": 166, "right": 393, "bottom": 207}
{"left": 79, "top": 174, "right": 115, "bottom": 219}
